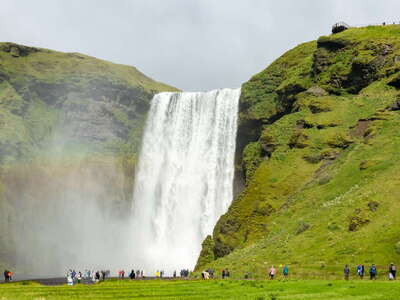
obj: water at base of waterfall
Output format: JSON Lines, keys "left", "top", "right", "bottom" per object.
{"left": 131, "top": 88, "right": 240, "bottom": 273}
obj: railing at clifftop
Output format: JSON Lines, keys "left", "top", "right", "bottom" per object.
{"left": 332, "top": 21, "right": 400, "bottom": 34}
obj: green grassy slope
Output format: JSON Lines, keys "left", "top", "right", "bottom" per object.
{"left": 196, "top": 25, "right": 400, "bottom": 277}
{"left": 0, "top": 42, "right": 177, "bottom": 162}
{"left": 0, "top": 42, "right": 177, "bottom": 271}
{"left": 1, "top": 279, "right": 400, "bottom": 300}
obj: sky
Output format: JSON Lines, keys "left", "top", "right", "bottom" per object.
{"left": 1, "top": 0, "right": 400, "bottom": 91}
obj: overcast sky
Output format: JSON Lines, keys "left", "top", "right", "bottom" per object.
{"left": 1, "top": 0, "right": 400, "bottom": 91}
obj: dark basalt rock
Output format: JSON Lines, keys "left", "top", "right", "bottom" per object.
{"left": 388, "top": 99, "right": 400, "bottom": 111}
{"left": 317, "top": 36, "right": 352, "bottom": 51}
{"left": 0, "top": 42, "right": 41, "bottom": 57}
{"left": 289, "top": 131, "right": 309, "bottom": 149}
{"left": 343, "top": 58, "right": 380, "bottom": 94}
{"left": 348, "top": 215, "right": 370, "bottom": 232}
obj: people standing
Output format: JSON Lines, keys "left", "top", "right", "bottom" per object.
{"left": 67, "top": 272, "right": 74, "bottom": 286}
{"left": 389, "top": 263, "right": 396, "bottom": 280}
{"left": 129, "top": 270, "right": 135, "bottom": 280}
{"left": 283, "top": 265, "right": 289, "bottom": 278}
{"left": 369, "top": 264, "right": 377, "bottom": 280}
{"left": 222, "top": 269, "right": 225, "bottom": 279}
{"left": 269, "top": 266, "right": 276, "bottom": 280}
{"left": 344, "top": 265, "right": 350, "bottom": 280}
{"left": 357, "top": 265, "right": 364, "bottom": 279}
{"left": 4, "top": 270, "right": 9, "bottom": 283}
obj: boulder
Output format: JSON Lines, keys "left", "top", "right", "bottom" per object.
{"left": 348, "top": 216, "right": 370, "bottom": 232}
{"left": 305, "top": 86, "right": 329, "bottom": 97}
{"left": 289, "top": 131, "right": 309, "bottom": 148}
{"left": 387, "top": 74, "right": 400, "bottom": 89}
{"left": 388, "top": 99, "right": 400, "bottom": 111}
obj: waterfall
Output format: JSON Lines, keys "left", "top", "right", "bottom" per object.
{"left": 131, "top": 88, "right": 240, "bottom": 273}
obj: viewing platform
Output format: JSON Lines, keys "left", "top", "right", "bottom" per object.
{"left": 332, "top": 21, "right": 400, "bottom": 34}
{"left": 332, "top": 22, "right": 349, "bottom": 34}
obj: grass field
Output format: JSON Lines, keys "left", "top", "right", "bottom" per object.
{"left": 1, "top": 279, "right": 400, "bottom": 300}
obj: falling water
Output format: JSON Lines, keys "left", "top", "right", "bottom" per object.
{"left": 131, "top": 88, "right": 240, "bottom": 273}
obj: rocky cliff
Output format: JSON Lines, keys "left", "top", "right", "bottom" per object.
{"left": 196, "top": 25, "right": 400, "bottom": 278}
{"left": 0, "top": 42, "right": 177, "bottom": 272}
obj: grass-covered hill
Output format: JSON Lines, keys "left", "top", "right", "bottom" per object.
{"left": 196, "top": 25, "right": 400, "bottom": 278}
{"left": 0, "top": 42, "right": 177, "bottom": 272}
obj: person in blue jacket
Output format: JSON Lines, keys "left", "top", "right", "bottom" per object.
{"left": 369, "top": 264, "right": 377, "bottom": 280}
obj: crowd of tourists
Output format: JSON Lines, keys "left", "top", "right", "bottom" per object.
{"left": 344, "top": 263, "right": 396, "bottom": 280}
{"left": 2, "top": 263, "right": 399, "bottom": 284}
{"left": 179, "top": 269, "right": 190, "bottom": 278}
{"left": 66, "top": 269, "right": 110, "bottom": 285}
{"left": 128, "top": 269, "right": 144, "bottom": 279}
{"left": 196, "top": 263, "right": 395, "bottom": 281}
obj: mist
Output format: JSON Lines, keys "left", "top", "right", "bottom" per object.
{"left": 4, "top": 128, "right": 134, "bottom": 276}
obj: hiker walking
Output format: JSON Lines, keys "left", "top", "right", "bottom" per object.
{"left": 357, "top": 265, "right": 364, "bottom": 279}
{"left": 389, "top": 263, "right": 396, "bottom": 280}
{"left": 344, "top": 265, "right": 350, "bottom": 280}
{"left": 369, "top": 264, "right": 377, "bottom": 280}
{"left": 283, "top": 265, "right": 289, "bottom": 278}
{"left": 269, "top": 266, "right": 276, "bottom": 279}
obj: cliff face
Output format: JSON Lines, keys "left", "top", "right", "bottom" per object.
{"left": 196, "top": 25, "right": 400, "bottom": 276}
{"left": 0, "top": 42, "right": 177, "bottom": 272}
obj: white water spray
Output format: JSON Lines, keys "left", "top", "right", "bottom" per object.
{"left": 131, "top": 88, "right": 240, "bottom": 273}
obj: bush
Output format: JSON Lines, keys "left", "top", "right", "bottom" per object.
{"left": 296, "top": 221, "right": 310, "bottom": 235}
